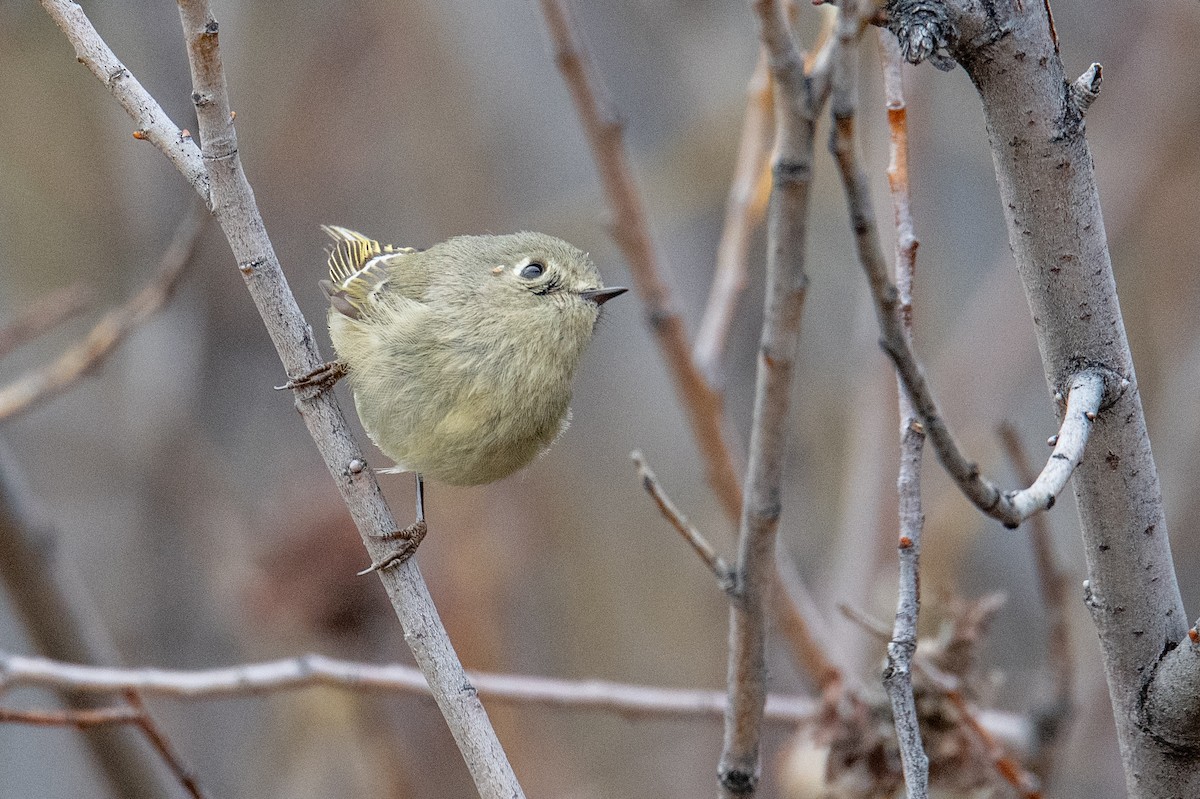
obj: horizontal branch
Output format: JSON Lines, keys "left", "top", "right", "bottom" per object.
{"left": 0, "top": 705, "right": 140, "bottom": 728}
{"left": 0, "top": 651, "right": 816, "bottom": 725}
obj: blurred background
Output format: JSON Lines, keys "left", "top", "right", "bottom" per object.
{"left": 0, "top": 1, "right": 1197, "bottom": 797}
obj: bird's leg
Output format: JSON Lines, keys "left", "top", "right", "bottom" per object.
{"left": 275, "top": 360, "right": 348, "bottom": 392}
{"left": 358, "top": 473, "right": 427, "bottom": 574}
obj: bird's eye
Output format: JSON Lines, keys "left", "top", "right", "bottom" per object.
{"left": 519, "top": 261, "right": 545, "bottom": 280}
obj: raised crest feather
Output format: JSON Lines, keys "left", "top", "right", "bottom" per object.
{"left": 321, "top": 225, "right": 416, "bottom": 320}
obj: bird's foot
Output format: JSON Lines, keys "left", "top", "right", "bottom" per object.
{"left": 275, "top": 360, "right": 348, "bottom": 392}
{"left": 357, "top": 520, "right": 428, "bottom": 575}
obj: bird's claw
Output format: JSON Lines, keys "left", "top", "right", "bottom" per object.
{"left": 275, "top": 361, "right": 348, "bottom": 392}
{"left": 357, "top": 520, "right": 428, "bottom": 575}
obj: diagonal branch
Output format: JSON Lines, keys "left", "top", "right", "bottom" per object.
{"left": 39, "top": 1, "right": 209, "bottom": 201}
{"left": 839, "top": 30, "right": 1110, "bottom": 531}
{"left": 537, "top": 0, "right": 744, "bottom": 521}
{"left": 179, "top": 3, "right": 522, "bottom": 795}
{"left": 0, "top": 202, "right": 207, "bottom": 422}
{"left": 633, "top": 450, "right": 737, "bottom": 592}
{"left": 39, "top": 2, "right": 525, "bottom": 796}
{"left": 543, "top": 0, "right": 845, "bottom": 705}
{"left": 0, "top": 284, "right": 94, "bottom": 360}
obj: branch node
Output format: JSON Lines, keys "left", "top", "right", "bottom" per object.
{"left": 718, "top": 767, "right": 758, "bottom": 795}
{"left": 884, "top": 0, "right": 957, "bottom": 70}
{"left": 1070, "top": 62, "right": 1102, "bottom": 115}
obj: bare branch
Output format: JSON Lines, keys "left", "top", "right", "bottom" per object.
{"left": 694, "top": 52, "right": 773, "bottom": 382}
{"left": 0, "top": 202, "right": 207, "bottom": 422}
{"left": 122, "top": 691, "right": 206, "bottom": 799}
{"left": 0, "top": 696, "right": 207, "bottom": 798}
{"left": 544, "top": 0, "right": 845, "bottom": 708}
{"left": 842, "top": 30, "right": 1111, "bottom": 530}
{"left": 0, "top": 705, "right": 142, "bottom": 727}
{"left": 868, "top": 22, "right": 931, "bottom": 799}
{"left": 171, "top": 3, "right": 524, "bottom": 795}
{"left": 38, "top": 2, "right": 526, "bottom": 796}
{"left": 0, "top": 284, "right": 94, "bottom": 360}
{"left": 632, "top": 451, "right": 736, "bottom": 592}
{"left": 894, "top": 0, "right": 1191, "bottom": 791}
{"left": 721, "top": 1, "right": 828, "bottom": 795}
{"left": 942, "top": 691, "right": 1042, "bottom": 799}
{"left": 39, "top": 0, "right": 210, "bottom": 201}
{"left": 634, "top": 451, "right": 846, "bottom": 693}
{"left": 0, "top": 404, "right": 181, "bottom": 799}
{"left": 537, "top": 0, "right": 744, "bottom": 522}
{"left": 0, "top": 651, "right": 818, "bottom": 725}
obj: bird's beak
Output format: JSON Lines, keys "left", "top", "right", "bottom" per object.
{"left": 580, "top": 286, "right": 628, "bottom": 306}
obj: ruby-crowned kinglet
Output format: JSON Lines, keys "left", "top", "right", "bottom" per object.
{"left": 309, "top": 226, "right": 625, "bottom": 569}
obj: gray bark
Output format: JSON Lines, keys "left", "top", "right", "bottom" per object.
{"left": 888, "top": 1, "right": 1199, "bottom": 795}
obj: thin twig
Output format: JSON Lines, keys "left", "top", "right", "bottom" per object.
{"left": 0, "top": 651, "right": 817, "bottom": 725}
{"left": 0, "top": 284, "right": 94, "bottom": 359}
{"left": 0, "top": 695, "right": 207, "bottom": 799}
{"left": 632, "top": 451, "right": 736, "bottom": 592}
{"left": 869, "top": 23, "right": 930, "bottom": 799}
{"left": 0, "top": 203, "right": 207, "bottom": 422}
{"left": 123, "top": 691, "right": 206, "bottom": 799}
{"left": 838, "top": 603, "right": 1043, "bottom": 791}
{"left": 721, "top": 1, "right": 828, "bottom": 795}
{"left": 842, "top": 35, "right": 1108, "bottom": 534}
{"left": 537, "top": 0, "right": 744, "bottom": 522}
{"left": 997, "top": 422, "right": 1075, "bottom": 778}
{"left": 634, "top": 451, "right": 847, "bottom": 693}
{"left": 694, "top": 51, "right": 773, "bottom": 382}
{"left": 943, "top": 691, "right": 1043, "bottom": 799}
{"left": 0, "top": 705, "right": 141, "bottom": 727}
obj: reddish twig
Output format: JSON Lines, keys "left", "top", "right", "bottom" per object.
{"left": 123, "top": 691, "right": 206, "bottom": 799}
{"left": 870, "top": 22, "right": 930, "bottom": 799}
{"left": 538, "top": 0, "right": 744, "bottom": 522}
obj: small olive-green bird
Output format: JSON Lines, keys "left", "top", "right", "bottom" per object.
{"left": 311, "top": 225, "right": 625, "bottom": 570}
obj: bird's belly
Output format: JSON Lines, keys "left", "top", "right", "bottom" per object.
{"left": 355, "top": 366, "right": 570, "bottom": 486}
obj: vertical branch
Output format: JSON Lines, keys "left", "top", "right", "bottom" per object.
{"left": 874, "top": 26, "right": 931, "bottom": 799}
{"left": 890, "top": 1, "right": 1195, "bottom": 792}
{"left": 721, "top": 1, "right": 821, "bottom": 795}
{"left": 538, "top": 0, "right": 744, "bottom": 521}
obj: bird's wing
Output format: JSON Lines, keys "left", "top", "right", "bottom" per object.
{"left": 319, "top": 225, "right": 424, "bottom": 321}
